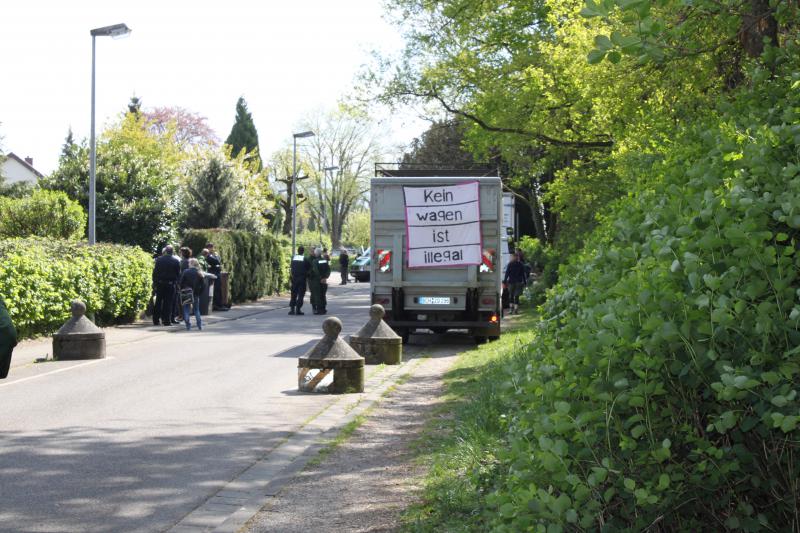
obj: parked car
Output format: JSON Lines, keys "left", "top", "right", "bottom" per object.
{"left": 352, "top": 249, "right": 371, "bottom": 282}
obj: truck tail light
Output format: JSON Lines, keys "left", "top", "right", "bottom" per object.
{"left": 374, "top": 297, "right": 390, "bottom": 305}
{"left": 490, "top": 314, "right": 498, "bottom": 323}
{"left": 377, "top": 249, "right": 392, "bottom": 272}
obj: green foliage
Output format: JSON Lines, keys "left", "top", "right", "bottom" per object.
{"left": 182, "top": 228, "right": 288, "bottom": 302}
{"left": 0, "top": 238, "right": 152, "bottom": 339}
{"left": 225, "top": 96, "right": 262, "bottom": 170}
{"left": 41, "top": 113, "right": 184, "bottom": 253}
{"left": 182, "top": 148, "right": 270, "bottom": 233}
{"left": 0, "top": 189, "right": 86, "bottom": 240}
{"left": 341, "top": 210, "right": 370, "bottom": 250}
{"left": 515, "top": 236, "right": 561, "bottom": 304}
{"left": 415, "top": 51, "right": 800, "bottom": 531}
{"left": 294, "top": 230, "right": 331, "bottom": 253}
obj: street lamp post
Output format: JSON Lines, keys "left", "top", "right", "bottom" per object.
{"left": 291, "top": 130, "right": 315, "bottom": 253}
{"left": 321, "top": 165, "right": 339, "bottom": 246}
{"left": 88, "top": 23, "right": 131, "bottom": 245}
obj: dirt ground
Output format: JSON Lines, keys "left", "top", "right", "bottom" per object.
{"left": 242, "top": 342, "right": 463, "bottom": 533}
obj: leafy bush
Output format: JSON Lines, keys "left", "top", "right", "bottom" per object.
{"left": 182, "top": 229, "right": 288, "bottom": 303}
{"left": 516, "top": 235, "right": 562, "bottom": 304}
{"left": 0, "top": 238, "right": 152, "bottom": 338}
{"left": 294, "top": 230, "right": 331, "bottom": 253}
{"left": 472, "top": 67, "right": 800, "bottom": 530}
{"left": 0, "top": 189, "right": 86, "bottom": 240}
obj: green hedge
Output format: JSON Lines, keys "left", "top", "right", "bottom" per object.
{"left": 0, "top": 238, "right": 152, "bottom": 339}
{"left": 0, "top": 189, "right": 86, "bottom": 240}
{"left": 182, "top": 229, "right": 289, "bottom": 303}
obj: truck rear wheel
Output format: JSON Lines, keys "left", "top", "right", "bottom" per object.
{"left": 473, "top": 336, "right": 487, "bottom": 345}
{"left": 399, "top": 329, "right": 410, "bottom": 344}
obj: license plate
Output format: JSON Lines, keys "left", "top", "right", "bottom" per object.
{"left": 418, "top": 296, "right": 451, "bottom": 305}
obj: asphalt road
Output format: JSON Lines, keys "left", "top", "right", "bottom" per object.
{"left": 0, "top": 282, "right": 374, "bottom": 533}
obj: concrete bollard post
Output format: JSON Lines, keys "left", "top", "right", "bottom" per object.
{"left": 52, "top": 300, "right": 106, "bottom": 360}
{"left": 298, "top": 317, "right": 365, "bottom": 394}
{"left": 348, "top": 304, "right": 402, "bottom": 365}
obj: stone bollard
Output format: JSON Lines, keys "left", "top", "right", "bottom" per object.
{"left": 348, "top": 304, "right": 402, "bottom": 365}
{"left": 298, "top": 317, "right": 365, "bottom": 393}
{"left": 52, "top": 300, "right": 106, "bottom": 360}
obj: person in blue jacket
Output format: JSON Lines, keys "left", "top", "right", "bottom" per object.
{"left": 503, "top": 251, "right": 527, "bottom": 315}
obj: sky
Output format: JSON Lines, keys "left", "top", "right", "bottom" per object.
{"left": 0, "top": 0, "right": 427, "bottom": 175}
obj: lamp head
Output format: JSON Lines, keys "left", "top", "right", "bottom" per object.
{"left": 90, "top": 23, "right": 131, "bottom": 38}
{"left": 293, "top": 130, "right": 315, "bottom": 139}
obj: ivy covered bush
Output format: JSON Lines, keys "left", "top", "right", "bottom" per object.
{"left": 0, "top": 238, "right": 152, "bottom": 338}
{"left": 478, "top": 66, "right": 800, "bottom": 530}
{"left": 182, "top": 229, "right": 288, "bottom": 303}
{"left": 0, "top": 189, "right": 86, "bottom": 240}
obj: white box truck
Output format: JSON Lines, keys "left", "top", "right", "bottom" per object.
{"left": 370, "top": 176, "right": 503, "bottom": 343}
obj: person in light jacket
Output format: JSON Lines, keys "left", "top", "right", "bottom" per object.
{"left": 178, "top": 258, "right": 204, "bottom": 330}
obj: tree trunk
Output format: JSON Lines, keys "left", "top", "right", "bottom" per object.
{"left": 740, "top": 0, "right": 778, "bottom": 58}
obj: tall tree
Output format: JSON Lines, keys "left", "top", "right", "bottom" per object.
{"left": 143, "top": 106, "right": 219, "bottom": 148}
{"left": 41, "top": 113, "right": 184, "bottom": 252}
{"left": 400, "top": 119, "right": 480, "bottom": 168}
{"left": 225, "top": 96, "right": 262, "bottom": 170}
{"left": 298, "top": 108, "right": 383, "bottom": 249}
{"left": 267, "top": 148, "right": 310, "bottom": 236}
{"left": 182, "top": 147, "right": 271, "bottom": 232}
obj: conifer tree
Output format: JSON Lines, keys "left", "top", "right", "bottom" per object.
{"left": 183, "top": 154, "right": 238, "bottom": 229}
{"left": 225, "top": 96, "right": 262, "bottom": 169}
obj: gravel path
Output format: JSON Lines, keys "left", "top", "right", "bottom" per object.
{"left": 242, "top": 340, "right": 465, "bottom": 533}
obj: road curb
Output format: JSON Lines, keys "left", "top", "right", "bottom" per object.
{"left": 165, "top": 358, "right": 422, "bottom": 533}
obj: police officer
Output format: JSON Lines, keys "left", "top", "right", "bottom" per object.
{"left": 0, "top": 296, "right": 17, "bottom": 379}
{"left": 309, "top": 247, "right": 324, "bottom": 315}
{"left": 317, "top": 249, "right": 331, "bottom": 314}
{"left": 289, "top": 245, "right": 311, "bottom": 315}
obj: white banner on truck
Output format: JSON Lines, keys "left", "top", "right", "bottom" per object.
{"left": 403, "top": 181, "right": 482, "bottom": 268}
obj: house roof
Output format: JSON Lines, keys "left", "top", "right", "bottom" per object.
{"left": 4, "top": 152, "right": 44, "bottom": 179}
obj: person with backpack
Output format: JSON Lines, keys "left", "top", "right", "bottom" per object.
{"left": 178, "top": 258, "right": 204, "bottom": 331}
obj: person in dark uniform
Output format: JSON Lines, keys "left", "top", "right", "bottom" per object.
{"left": 289, "top": 246, "right": 311, "bottom": 315}
{"left": 316, "top": 251, "right": 331, "bottom": 314}
{"left": 206, "top": 243, "right": 225, "bottom": 311}
{"left": 338, "top": 250, "right": 349, "bottom": 285}
{"left": 153, "top": 245, "right": 181, "bottom": 326}
{"left": 309, "top": 248, "right": 323, "bottom": 314}
{"left": 0, "top": 297, "right": 17, "bottom": 379}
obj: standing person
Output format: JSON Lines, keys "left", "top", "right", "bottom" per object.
{"left": 197, "top": 248, "right": 209, "bottom": 272}
{"left": 308, "top": 248, "right": 324, "bottom": 315}
{"left": 338, "top": 249, "right": 349, "bottom": 285}
{"left": 179, "top": 246, "right": 192, "bottom": 272}
{"left": 289, "top": 246, "right": 311, "bottom": 315}
{"left": 178, "top": 258, "right": 204, "bottom": 331}
{"left": 153, "top": 245, "right": 181, "bottom": 326}
{"left": 0, "top": 296, "right": 17, "bottom": 379}
{"left": 206, "top": 243, "right": 225, "bottom": 311}
{"left": 317, "top": 250, "right": 331, "bottom": 314}
{"left": 503, "top": 251, "right": 526, "bottom": 315}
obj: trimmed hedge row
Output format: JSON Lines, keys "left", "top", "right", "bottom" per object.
{"left": 182, "top": 229, "right": 289, "bottom": 303}
{"left": 0, "top": 238, "right": 152, "bottom": 339}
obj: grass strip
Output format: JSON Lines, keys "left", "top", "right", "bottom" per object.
{"left": 401, "top": 312, "right": 537, "bottom": 532}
